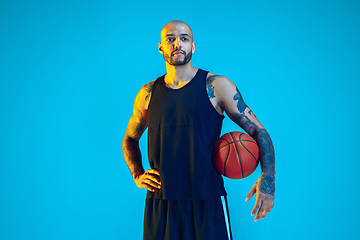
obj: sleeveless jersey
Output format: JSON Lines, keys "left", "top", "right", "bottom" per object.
{"left": 147, "top": 69, "right": 227, "bottom": 200}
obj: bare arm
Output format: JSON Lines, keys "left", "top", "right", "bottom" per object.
{"left": 122, "top": 82, "right": 161, "bottom": 192}
{"left": 208, "top": 74, "right": 275, "bottom": 221}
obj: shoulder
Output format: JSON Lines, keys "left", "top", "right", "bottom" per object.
{"left": 140, "top": 80, "right": 156, "bottom": 101}
{"left": 206, "top": 72, "right": 237, "bottom": 92}
{"left": 206, "top": 72, "right": 233, "bottom": 84}
{"left": 134, "top": 79, "right": 156, "bottom": 112}
{"left": 137, "top": 80, "right": 156, "bottom": 98}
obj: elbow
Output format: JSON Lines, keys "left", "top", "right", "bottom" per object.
{"left": 250, "top": 127, "right": 268, "bottom": 142}
{"left": 247, "top": 125, "right": 257, "bottom": 137}
{"left": 122, "top": 133, "right": 139, "bottom": 150}
{"left": 245, "top": 123, "right": 260, "bottom": 138}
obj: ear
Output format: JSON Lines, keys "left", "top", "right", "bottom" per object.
{"left": 158, "top": 42, "right": 163, "bottom": 54}
{"left": 192, "top": 42, "right": 196, "bottom": 54}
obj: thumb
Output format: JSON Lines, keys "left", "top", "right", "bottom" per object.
{"left": 245, "top": 184, "right": 257, "bottom": 202}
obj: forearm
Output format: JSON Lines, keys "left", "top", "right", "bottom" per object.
{"left": 122, "top": 135, "right": 144, "bottom": 177}
{"left": 253, "top": 128, "right": 275, "bottom": 176}
{"left": 252, "top": 128, "right": 275, "bottom": 195}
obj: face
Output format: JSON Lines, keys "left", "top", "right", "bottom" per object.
{"left": 159, "top": 21, "right": 196, "bottom": 66}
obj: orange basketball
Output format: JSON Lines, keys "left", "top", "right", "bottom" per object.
{"left": 212, "top": 131, "right": 259, "bottom": 179}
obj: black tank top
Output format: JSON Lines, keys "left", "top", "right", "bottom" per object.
{"left": 147, "top": 69, "right": 227, "bottom": 200}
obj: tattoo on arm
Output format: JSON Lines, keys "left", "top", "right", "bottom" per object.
{"left": 206, "top": 75, "right": 218, "bottom": 99}
{"left": 231, "top": 88, "right": 275, "bottom": 195}
{"left": 144, "top": 83, "right": 154, "bottom": 102}
{"left": 230, "top": 88, "right": 256, "bottom": 135}
{"left": 233, "top": 88, "right": 246, "bottom": 112}
{"left": 255, "top": 129, "right": 275, "bottom": 195}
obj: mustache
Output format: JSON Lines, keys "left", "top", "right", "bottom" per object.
{"left": 171, "top": 50, "right": 186, "bottom": 56}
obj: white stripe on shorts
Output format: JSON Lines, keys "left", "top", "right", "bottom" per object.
{"left": 221, "top": 196, "right": 232, "bottom": 240}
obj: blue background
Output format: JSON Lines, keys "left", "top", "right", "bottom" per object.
{"left": 1, "top": 0, "right": 359, "bottom": 239}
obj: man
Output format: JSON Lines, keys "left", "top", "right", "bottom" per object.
{"left": 122, "top": 20, "right": 275, "bottom": 240}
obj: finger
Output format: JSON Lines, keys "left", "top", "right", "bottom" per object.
{"left": 145, "top": 173, "right": 161, "bottom": 185}
{"left": 251, "top": 197, "right": 261, "bottom": 216}
{"left": 136, "top": 179, "right": 155, "bottom": 192}
{"left": 144, "top": 177, "right": 161, "bottom": 189}
{"left": 255, "top": 202, "right": 266, "bottom": 222}
{"left": 144, "top": 171, "right": 161, "bottom": 185}
{"left": 146, "top": 170, "right": 161, "bottom": 182}
{"left": 141, "top": 177, "right": 159, "bottom": 192}
{"left": 256, "top": 199, "right": 275, "bottom": 221}
{"left": 259, "top": 202, "right": 274, "bottom": 220}
{"left": 144, "top": 183, "right": 157, "bottom": 192}
{"left": 245, "top": 184, "right": 257, "bottom": 202}
{"left": 258, "top": 205, "right": 271, "bottom": 220}
{"left": 257, "top": 194, "right": 275, "bottom": 220}
{"left": 147, "top": 169, "right": 161, "bottom": 176}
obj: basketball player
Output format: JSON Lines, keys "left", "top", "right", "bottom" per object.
{"left": 122, "top": 20, "right": 275, "bottom": 240}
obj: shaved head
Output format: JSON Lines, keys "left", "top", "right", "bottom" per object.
{"left": 158, "top": 20, "right": 196, "bottom": 66}
{"left": 160, "top": 20, "right": 193, "bottom": 42}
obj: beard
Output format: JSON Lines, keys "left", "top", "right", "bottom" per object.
{"left": 163, "top": 50, "right": 192, "bottom": 66}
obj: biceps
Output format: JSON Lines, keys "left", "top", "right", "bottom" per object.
{"left": 229, "top": 107, "right": 264, "bottom": 135}
{"left": 222, "top": 89, "right": 263, "bottom": 135}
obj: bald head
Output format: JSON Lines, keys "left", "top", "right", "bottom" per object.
{"left": 160, "top": 20, "right": 193, "bottom": 42}
{"left": 158, "top": 20, "right": 196, "bottom": 66}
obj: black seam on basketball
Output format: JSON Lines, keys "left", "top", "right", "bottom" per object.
{"left": 213, "top": 138, "right": 230, "bottom": 156}
{"left": 223, "top": 143, "right": 230, "bottom": 176}
{"left": 239, "top": 135, "right": 258, "bottom": 164}
{"left": 232, "top": 132, "right": 244, "bottom": 178}
{"left": 212, "top": 137, "right": 230, "bottom": 176}
{"left": 232, "top": 139, "right": 256, "bottom": 144}
{"left": 220, "top": 139, "right": 231, "bottom": 176}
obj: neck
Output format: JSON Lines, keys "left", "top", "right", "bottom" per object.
{"left": 165, "top": 62, "right": 198, "bottom": 88}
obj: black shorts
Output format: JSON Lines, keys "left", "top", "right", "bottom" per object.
{"left": 143, "top": 196, "right": 231, "bottom": 240}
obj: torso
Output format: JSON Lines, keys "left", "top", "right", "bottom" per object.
{"left": 145, "top": 68, "right": 226, "bottom": 200}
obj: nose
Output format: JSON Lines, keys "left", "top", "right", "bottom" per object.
{"left": 173, "top": 37, "right": 182, "bottom": 49}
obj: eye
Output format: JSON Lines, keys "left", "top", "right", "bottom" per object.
{"left": 167, "top": 38, "right": 175, "bottom": 42}
{"left": 181, "top": 37, "right": 189, "bottom": 41}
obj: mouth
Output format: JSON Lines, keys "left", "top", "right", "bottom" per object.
{"left": 172, "top": 51, "right": 185, "bottom": 56}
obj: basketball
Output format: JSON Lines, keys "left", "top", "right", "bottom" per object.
{"left": 212, "top": 131, "right": 259, "bottom": 179}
